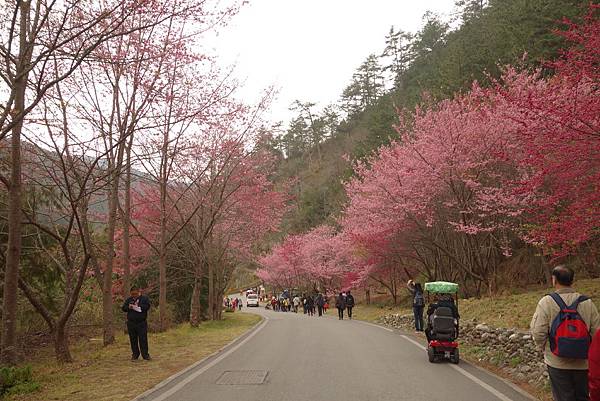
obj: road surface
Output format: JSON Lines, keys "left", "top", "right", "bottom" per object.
{"left": 134, "top": 303, "right": 536, "bottom": 401}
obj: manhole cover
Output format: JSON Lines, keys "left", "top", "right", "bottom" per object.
{"left": 216, "top": 370, "right": 268, "bottom": 385}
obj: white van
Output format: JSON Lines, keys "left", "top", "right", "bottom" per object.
{"left": 246, "top": 293, "right": 259, "bottom": 307}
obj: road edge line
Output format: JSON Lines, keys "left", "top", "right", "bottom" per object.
{"left": 465, "top": 360, "right": 539, "bottom": 401}
{"left": 131, "top": 313, "right": 268, "bottom": 401}
{"left": 355, "top": 319, "right": 394, "bottom": 332}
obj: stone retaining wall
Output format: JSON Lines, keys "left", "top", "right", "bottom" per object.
{"left": 377, "top": 314, "right": 549, "bottom": 388}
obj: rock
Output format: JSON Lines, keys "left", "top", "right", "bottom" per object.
{"left": 522, "top": 334, "right": 532, "bottom": 341}
{"left": 509, "top": 333, "right": 520, "bottom": 342}
{"left": 475, "top": 323, "right": 490, "bottom": 332}
{"left": 520, "top": 365, "right": 531, "bottom": 373}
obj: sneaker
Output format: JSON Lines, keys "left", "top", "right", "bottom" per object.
{"left": 131, "top": 356, "right": 139, "bottom": 362}
{"left": 143, "top": 356, "right": 152, "bottom": 361}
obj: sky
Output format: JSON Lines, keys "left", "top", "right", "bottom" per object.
{"left": 207, "top": 0, "right": 457, "bottom": 126}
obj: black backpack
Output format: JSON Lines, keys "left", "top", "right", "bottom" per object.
{"left": 414, "top": 291, "right": 425, "bottom": 307}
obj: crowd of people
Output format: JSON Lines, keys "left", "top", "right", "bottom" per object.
{"left": 223, "top": 296, "right": 243, "bottom": 311}
{"left": 265, "top": 290, "right": 355, "bottom": 320}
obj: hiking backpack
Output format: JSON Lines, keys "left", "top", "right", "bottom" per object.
{"left": 548, "top": 292, "right": 591, "bottom": 359}
{"left": 414, "top": 291, "right": 425, "bottom": 307}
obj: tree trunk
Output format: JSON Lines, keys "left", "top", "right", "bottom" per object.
{"left": 190, "top": 274, "right": 201, "bottom": 327}
{"left": 1, "top": 1, "right": 30, "bottom": 364}
{"left": 158, "top": 180, "right": 168, "bottom": 331}
{"left": 102, "top": 174, "right": 119, "bottom": 346}
{"left": 1, "top": 113, "right": 23, "bottom": 365}
{"left": 121, "top": 140, "right": 133, "bottom": 297}
{"left": 208, "top": 262, "right": 215, "bottom": 320}
{"left": 158, "top": 125, "right": 169, "bottom": 331}
{"left": 54, "top": 323, "right": 72, "bottom": 363}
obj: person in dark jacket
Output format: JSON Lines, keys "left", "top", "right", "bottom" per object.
{"left": 306, "top": 295, "right": 315, "bottom": 316}
{"left": 122, "top": 288, "right": 151, "bottom": 361}
{"left": 336, "top": 293, "right": 346, "bottom": 320}
{"left": 316, "top": 293, "right": 325, "bottom": 317}
{"left": 407, "top": 280, "right": 425, "bottom": 331}
{"left": 425, "top": 294, "right": 459, "bottom": 342}
{"left": 345, "top": 290, "right": 355, "bottom": 320}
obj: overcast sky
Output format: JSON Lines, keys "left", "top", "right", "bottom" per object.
{"left": 208, "top": 1, "right": 457, "bottom": 125}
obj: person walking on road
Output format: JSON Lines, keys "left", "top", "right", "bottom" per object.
{"left": 336, "top": 292, "right": 346, "bottom": 320}
{"left": 346, "top": 290, "right": 355, "bottom": 319}
{"left": 122, "top": 288, "right": 152, "bottom": 361}
{"left": 316, "top": 293, "right": 325, "bottom": 316}
{"left": 306, "top": 295, "right": 315, "bottom": 316}
{"left": 530, "top": 265, "right": 600, "bottom": 401}
{"left": 293, "top": 295, "right": 300, "bottom": 313}
{"left": 407, "top": 280, "right": 425, "bottom": 332}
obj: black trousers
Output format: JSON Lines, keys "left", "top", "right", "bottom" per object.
{"left": 413, "top": 306, "right": 424, "bottom": 331}
{"left": 337, "top": 307, "right": 344, "bottom": 320}
{"left": 347, "top": 306, "right": 353, "bottom": 319}
{"left": 547, "top": 366, "right": 589, "bottom": 401}
{"left": 317, "top": 305, "right": 323, "bottom": 316}
{"left": 127, "top": 320, "right": 149, "bottom": 359}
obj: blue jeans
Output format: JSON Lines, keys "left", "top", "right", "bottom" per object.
{"left": 413, "top": 306, "right": 424, "bottom": 331}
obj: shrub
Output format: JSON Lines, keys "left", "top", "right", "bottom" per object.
{"left": 0, "top": 365, "right": 40, "bottom": 396}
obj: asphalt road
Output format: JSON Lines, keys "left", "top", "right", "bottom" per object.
{"left": 135, "top": 303, "right": 536, "bottom": 401}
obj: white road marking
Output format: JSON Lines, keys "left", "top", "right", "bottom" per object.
{"left": 355, "top": 320, "right": 394, "bottom": 332}
{"left": 144, "top": 316, "right": 269, "bottom": 401}
{"left": 399, "top": 335, "right": 515, "bottom": 401}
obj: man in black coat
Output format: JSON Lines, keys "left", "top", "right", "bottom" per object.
{"left": 335, "top": 293, "right": 346, "bottom": 320}
{"left": 306, "top": 295, "right": 315, "bottom": 316}
{"left": 122, "top": 288, "right": 151, "bottom": 361}
{"left": 316, "top": 293, "right": 325, "bottom": 317}
{"left": 345, "top": 290, "right": 355, "bottom": 319}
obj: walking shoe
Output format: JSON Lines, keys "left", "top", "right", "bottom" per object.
{"left": 143, "top": 356, "right": 152, "bottom": 361}
{"left": 131, "top": 356, "right": 139, "bottom": 362}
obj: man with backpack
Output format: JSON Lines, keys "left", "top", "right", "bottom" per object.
{"left": 346, "top": 290, "right": 355, "bottom": 319}
{"left": 407, "top": 280, "right": 425, "bottom": 332}
{"left": 530, "top": 265, "right": 600, "bottom": 401}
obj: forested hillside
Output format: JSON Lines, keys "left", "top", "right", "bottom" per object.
{"left": 272, "top": 0, "right": 590, "bottom": 233}
{"left": 259, "top": 0, "right": 599, "bottom": 299}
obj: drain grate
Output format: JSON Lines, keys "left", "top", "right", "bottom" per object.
{"left": 215, "top": 370, "right": 268, "bottom": 385}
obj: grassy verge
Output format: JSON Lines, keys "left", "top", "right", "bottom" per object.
{"left": 459, "top": 278, "right": 600, "bottom": 330}
{"left": 8, "top": 312, "right": 261, "bottom": 401}
{"left": 352, "top": 304, "right": 411, "bottom": 323}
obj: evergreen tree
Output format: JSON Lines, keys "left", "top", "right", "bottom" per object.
{"left": 381, "top": 26, "right": 414, "bottom": 88}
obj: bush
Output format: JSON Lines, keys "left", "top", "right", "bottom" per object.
{"left": 0, "top": 365, "right": 40, "bottom": 396}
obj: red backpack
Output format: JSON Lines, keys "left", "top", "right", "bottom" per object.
{"left": 548, "top": 293, "right": 591, "bottom": 359}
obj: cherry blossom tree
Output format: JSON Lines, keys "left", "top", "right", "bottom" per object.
{"left": 497, "top": 9, "right": 600, "bottom": 259}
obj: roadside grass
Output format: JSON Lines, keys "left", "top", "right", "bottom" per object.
{"left": 352, "top": 303, "right": 411, "bottom": 323}
{"left": 459, "top": 278, "right": 600, "bottom": 330}
{"left": 7, "top": 312, "right": 261, "bottom": 401}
